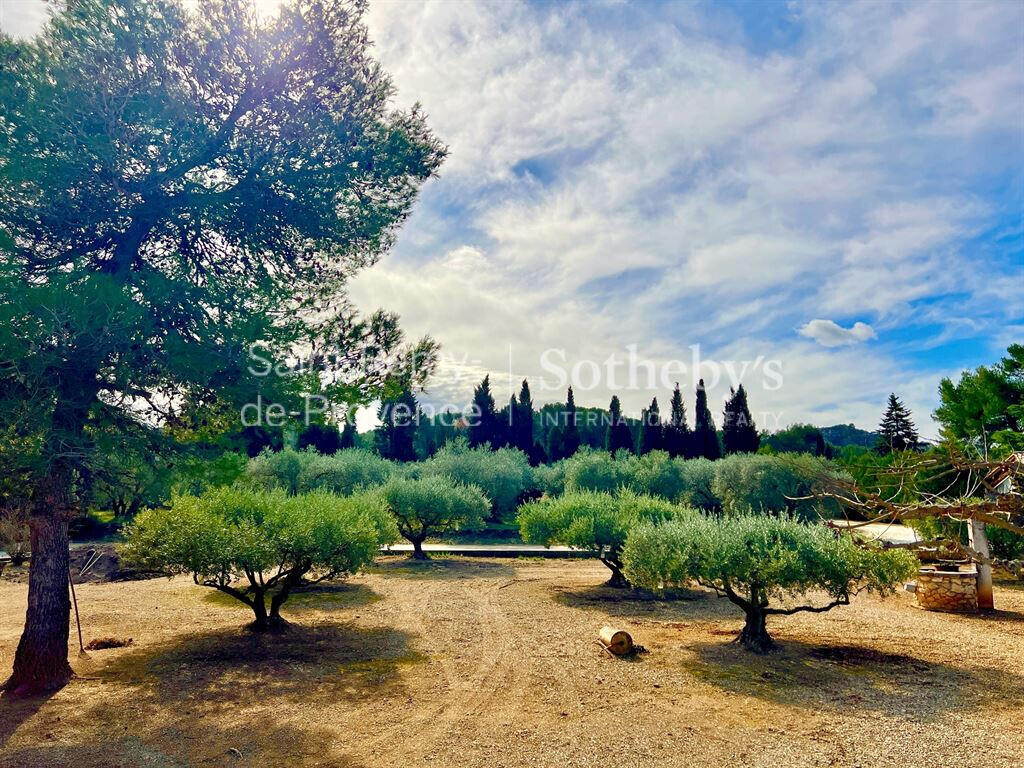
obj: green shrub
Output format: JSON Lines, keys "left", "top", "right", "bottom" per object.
{"left": 381, "top": 475, "right": 489, "bottom": 559}
{"left": 624, "top": 451, "right": 687, "bottom": 501}
{"left": 532, "top": 460, "right": 567, "bottom": 497}
{"left": 298, "top": 449, "right": 394, "bottom": 495}
{"left": 119, "top": 486, "right": 386, "bottom": 630}
{"left": 418, "top": 440, "right": 533, "bottom": 519}
{"left": 623, "top": 514, "right": 917, "bottom": 652}
{"left": 244, "top": 447, "right": 318, "bottom": 495}
{"left": 711, "top": 453, "right": 845, "bottom": 520}
{"left": 518, "top": 489, "right": 692, "bottom": 587}
{"left": 563, "top": 449, "right": 629, "bottom": 494}
{"left": 677, "top": 457, "right": 718, "bottom": 510}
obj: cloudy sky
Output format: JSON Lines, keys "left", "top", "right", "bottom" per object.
{"left": 3, "top": 0, "right": 1022, "bottom": 437}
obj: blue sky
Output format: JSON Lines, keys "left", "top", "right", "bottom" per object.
{"left": 3, "top": 0, "right": 1022, "bottom": 436}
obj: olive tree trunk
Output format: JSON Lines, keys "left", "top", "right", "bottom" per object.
{"left": 600, "top": 555, "right": 630, "bottom": 589}
{"left": 724, "top": 582, "right": 776, "bottom": 654}
{"left": 410, "top": 536, "right": 429, "bottom": 560}
{"left": 3, "top": 514, "right": 73, "bottom": 694}
{"left": 738, "top": 604, "right": 775, "bottom": 653}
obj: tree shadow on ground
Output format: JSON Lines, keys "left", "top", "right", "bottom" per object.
{"left": 0, "top": 622, "right": 415, "bottom": 767}
{"left": 681, "top": 639, "right": 1024, "bottom": 722}
{"left": 0, "top": 690, "right": 52, "bottom": 749}
{"left": 97, "top": 621, "right": 421, "bottom": 707}
{"left": 202, "top": 581, "right": 382, "bottom": 615}
{"left": 367, "top": 556, "right": 517, "bottom": 581}
{"left": 552, "top": 583, "right": 730, "bottom": 621}
{"left": 0, "top": 712, "right": 365, "bottom": 768}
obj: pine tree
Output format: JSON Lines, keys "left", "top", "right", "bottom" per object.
{"left": 606, "top": 395, "right": 634, "bottom": 457}
{"left": 375, "top": 387, "right": 418, "bottom": 461}
{"left": 468, "top": 375, "right": 498, "bottom": 449}
{"left": 876, "top": 393, "right": 919, "bottom": 454}
{"left": 637, "top": 397, "right": 663, "bottom": 454}
{"left": 515, "top": 379, "right": 535, "bottom": 455}
{"left": 693, "top": 379, "right": 721, "bottom": 460}
{"left": 722, "top": 384, "right": 759, "bottom": 454}
{"left": 339, "top": 415, "right": 357, "bottom": 450}
{"left": 663, "top": 383, "right": 689, "bottom": 458}
{"left": 561, "top": 386, "right": 581, "bottom": 459}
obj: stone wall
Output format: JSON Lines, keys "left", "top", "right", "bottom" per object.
{"left": 915, "top": 567, "right": 979, "bottom": 613}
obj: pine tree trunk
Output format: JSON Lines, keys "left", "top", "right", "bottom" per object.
{"left": 4, "top": 514, "right": 73, "bottom": 694}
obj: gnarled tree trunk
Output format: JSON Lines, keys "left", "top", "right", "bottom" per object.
{"left": 3, "top": 513, "right": 73, "bottom": 694}
{"left": 600, "top": 556, "right": 630, "bottom": 588}
{"left": 738, "top": 604, "right": 775, "bottom": 653}
{"left": 724, "top": 581, "right": 776, "bottom": 654}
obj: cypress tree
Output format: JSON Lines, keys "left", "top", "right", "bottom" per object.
{"left": 637, "top": 397, "right": 663, "bottom": 454}
{"left": 693, "top": 379, "right": 721, "bottom": 460}
{"left": 606, "top": 395, "right": 634, "bottom": 457}
{"left": 339, "top": 415, "right": 357, "bottom": 450}
{"left": 468, "top": 375, "right": 498, "bottom": 449}
{"left": 561, "top": 386, "right": 581, "bottom": 459}
{"left": 663, "top": 382, "right": 689, "bottom": 458}
{"left": 876, "top": 393, "right": 919, "bottom": 454}
{"left": 516, "top": 379, "right": 534, "bottom": 454}
{"left": 375, "top": 387, "right": 418, "bottom": 462}
{"left": 722, "top": 384, "right": 759, "bottom": 454}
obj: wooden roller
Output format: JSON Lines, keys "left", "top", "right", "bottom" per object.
{"left": 598, "top": 626, "right": 633, "bottom": 656}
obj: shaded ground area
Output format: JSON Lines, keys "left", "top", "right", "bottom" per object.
{"left": 1, "top": 557, "right": 1022, "bottom": 767}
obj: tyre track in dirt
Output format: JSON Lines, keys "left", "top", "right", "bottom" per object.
{"left": 356, "top": 562, "right": 529, "bottom": 763}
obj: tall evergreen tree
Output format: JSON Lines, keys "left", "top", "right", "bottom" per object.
{"left": 606, "top": 395, "right": 634, "bottom": 457}
{"left": 560, "top": 386, "right": 581, "bottom": 459}
{"left": 722, "top": 384, "right": 759, "bottom": 454}
{"left": 0, "top": 0, "right": 444, "bottom": 694}
{"left": 876, "top": 393, "right": 919, "bottom": 454}
{"left": 515, "top": 379, "right": 534, "bottom": 454}
{"left": 663, "top": 383, "right": 689, "bottom": 458}
{"left": 693, "top": 379, "right": 722, "bottom": 460}
{"left": 468, "top": 375, "right": 498, "bottom": 449}
{"left": 375, "top": 388, "right": 418, "bottom": 462}
{"left": 339, "top": 416, "right": 357, "bottom": 450}
{"left": 637, "top": 397, "right": 663, "bottom": 454}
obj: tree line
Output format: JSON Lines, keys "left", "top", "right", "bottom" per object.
{"left": 375, "top": 376, "right": 762, "bottom": 465}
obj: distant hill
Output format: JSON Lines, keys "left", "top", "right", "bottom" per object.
{"left": 820, "top": 423, "right": 878, "bottom": 448}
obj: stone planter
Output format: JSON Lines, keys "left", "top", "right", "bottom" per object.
{"left": 915, "top": 566, "right": 979, "bottom": 613}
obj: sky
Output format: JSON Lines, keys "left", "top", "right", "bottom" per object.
{"left": 3, "top": 0, "right": 1022, "bottom": 438}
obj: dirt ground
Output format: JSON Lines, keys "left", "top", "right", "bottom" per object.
{"left": 1, "top": 557, "right": 1022, "bottom": 768}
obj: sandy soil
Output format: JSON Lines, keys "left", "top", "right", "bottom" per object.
{"left": 1, "top": 557, "right": 1022, "bottom": 768}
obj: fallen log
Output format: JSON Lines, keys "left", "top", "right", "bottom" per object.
{"left": 598, "top": 626, "right": 633, "bottom": 656}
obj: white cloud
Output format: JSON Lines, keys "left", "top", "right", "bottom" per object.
{"left": 798, "top": 319, "right": 877, "bottom": 348}
{"left": 4, "top": 0, "right": 1019, "bottom": 432}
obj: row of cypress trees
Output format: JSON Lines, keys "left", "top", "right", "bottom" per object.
{"left": 619, "top": 380, "right": 759, "bottom": 459}
{"left": 375, "top": 374, "right": 762, "bottom": 463}
{"left": 463, "top": 375, "right": 760, "bottom": 462}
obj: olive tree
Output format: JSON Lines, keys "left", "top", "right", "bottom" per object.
{"left": 623, "top": 514, "right": 917, "bottom": 652}
{"left": 518, "top": 490, "right": 688, "bottom": 587}
{"left": 381, "top": 475, "right": 489, "bottom": 559}
{"left": 120, "top": 486, "right": 394, "bottom": 630}
{"left": 711, "top": 454, "right": 846, "bottom": 520}
{"left": 419, "top": 440, "right": 534, "bottom": 520}
{"left": 298, "top": 449, "right": 395, "bottom": 495}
